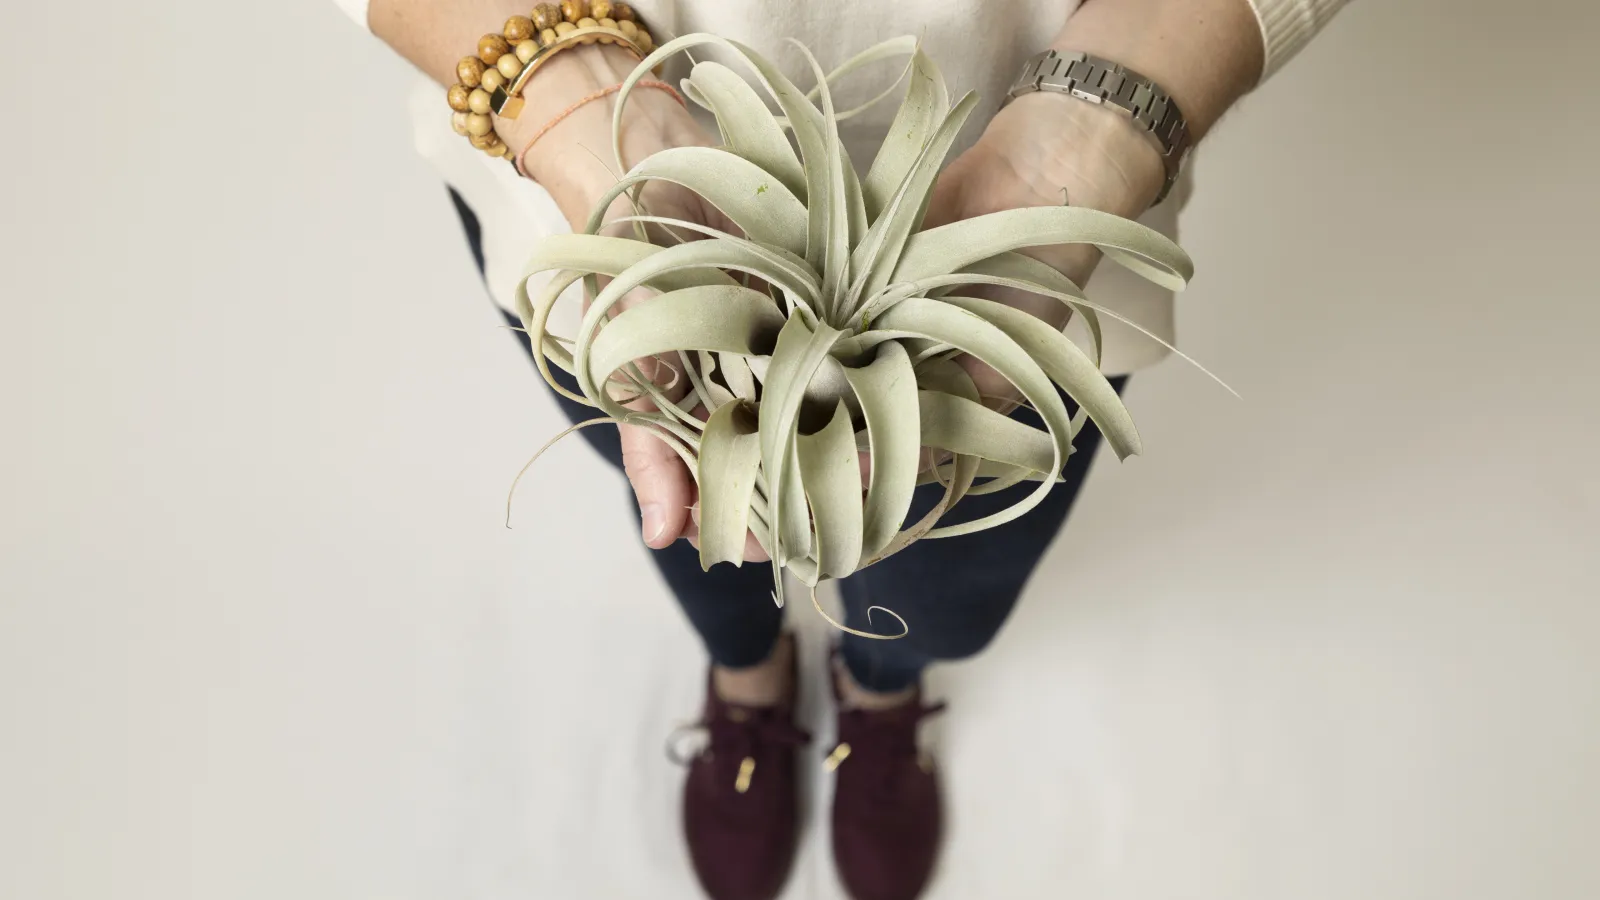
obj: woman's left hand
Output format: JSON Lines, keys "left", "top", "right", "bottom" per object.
{"left": 921, "top": 93, "right": 1165, "bottom": 410}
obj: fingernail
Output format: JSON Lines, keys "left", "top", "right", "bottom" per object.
{"left": 641, "top": 504, "right": 666, "bottom": 544}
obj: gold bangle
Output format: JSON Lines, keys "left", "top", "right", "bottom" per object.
{"left": 490, "top": 27, "right": 647, "bottom": 119}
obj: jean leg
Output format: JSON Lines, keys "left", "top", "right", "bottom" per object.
{"left": 836, "top": 379, "right": 1127, "bottom": 692}
{"left": 451, "top": 189, "right": 783, "bottom": 669}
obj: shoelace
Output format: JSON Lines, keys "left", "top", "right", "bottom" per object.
{"left": 826, "top": 700, "right": 947, "bottom": 797}
{"left": 667, "top": 706, "right": 812, "bottom": 793}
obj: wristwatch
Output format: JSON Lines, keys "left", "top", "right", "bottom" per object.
{"left": 1005, "top": 50, "right": 1191, "bottom": 205}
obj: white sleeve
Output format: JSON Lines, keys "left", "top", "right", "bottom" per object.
{"left": 1248, "top": 0, "right": 1350, "bottom": 79}
{"left": 331, "top": 0, "right": 371, "bottom": 31}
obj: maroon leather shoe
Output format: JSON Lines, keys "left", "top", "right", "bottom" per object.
{"left": 827, "top": 672, "right": 947, "bottom": 900}
{"left": 678, "top": 638, "right": 811, "bottom": 900}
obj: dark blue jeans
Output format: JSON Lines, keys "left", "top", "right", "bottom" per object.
{"left": 453, "top": 191, "right": 1122, "bottom": 692}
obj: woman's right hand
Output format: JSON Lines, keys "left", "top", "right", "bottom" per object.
{"left": 515, "top": 46, "right": 767, "bottom": 561}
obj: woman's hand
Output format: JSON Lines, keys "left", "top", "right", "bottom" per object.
{"left": 922, "top": 93, "right": 1166, "bottom": 410}
{"left": 916, "top": 0, "right": 1265, "bottom": 411}
{"left": 516, "top": 47, "right": 768, "bottom": 559}
{"left": 589, "top": 183, "right": 748, "bottom": 556}
{"left": 602, "top": 184, "right": 767, "bottom": 562}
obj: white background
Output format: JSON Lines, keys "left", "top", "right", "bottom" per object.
{"left": 3, "top": 1, "right": 1598, "bottom": 898}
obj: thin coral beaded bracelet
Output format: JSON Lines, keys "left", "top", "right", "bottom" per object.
{"left": 513, "top": 80, "right": 684, "bottom": 177}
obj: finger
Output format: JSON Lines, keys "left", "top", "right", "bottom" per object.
{"left": 620, "top": 418, "right": 694, "bottom": 549}
{"left": 742, "top": 530, "right": 770, "bottom": 563}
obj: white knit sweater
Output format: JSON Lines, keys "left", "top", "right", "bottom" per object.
{"left": 337, "top": 0, "right": 1347, "bottom": 374}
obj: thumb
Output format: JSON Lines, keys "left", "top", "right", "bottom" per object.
{"left": 619, "top": 418, "right": 694, "bottom": 549}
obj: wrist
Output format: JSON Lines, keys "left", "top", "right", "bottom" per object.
{"left": 505, "top": 46, "right": 706, "bottom": 227}
{"left": 522, "top": 93, "right": 706, "bottom": 229}
{"left": 979, "top": 92, "right": 1166, "bottom": 218}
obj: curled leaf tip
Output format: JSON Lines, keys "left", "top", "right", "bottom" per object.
{"left": 809, "top": 586, "right": 909, "bottom": 640}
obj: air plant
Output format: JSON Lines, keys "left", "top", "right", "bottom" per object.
{"left": 512, "top": 35, "right": 1194, "bottom": 635}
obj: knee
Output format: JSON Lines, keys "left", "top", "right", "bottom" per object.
{"left": 893, "top": 598, "right": 1015, "bottom": 663}
{"left": 905, "top": 623, "right": 1001, "bottom": 663}
{"left": 844, "top": 571, "right": 1028, "bottom": 666}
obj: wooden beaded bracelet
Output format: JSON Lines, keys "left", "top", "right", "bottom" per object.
{"left": 446, "top": 1, "right": 660, "bottom": 161}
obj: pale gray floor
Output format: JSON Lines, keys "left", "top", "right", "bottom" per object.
{"left": 3, "top": 1, "right": 1599, "bottom": 898}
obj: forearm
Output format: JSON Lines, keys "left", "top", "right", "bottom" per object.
{"left": 370, "top": 0, "right": 527, "bottom": 86}
{"left": 929, "top": 0, "right": 1264, "bottom": 351}
{"left": 512, "top": 48, "right": 710, "bottom": 229}
{"left": 1056, "top": 0, "right": 1264, "bottom": 143}
{"left": 993, "top": 0, "right": 1266, "bottom": 217}
{"left": 369, "top": 0, "right": 703, "bottom": 226}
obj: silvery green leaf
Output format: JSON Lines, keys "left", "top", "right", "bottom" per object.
{"left": 872, "top": 299, "right": 1072, "bottom": 538}
{"left": 909, "top": 355, "right": 983, "bottom": 509}
{"left": 599, "top": 213, "right": 822, "bottom": 321}
{"left": 680, "top": 350, "right": 718, "bottom": 413}
{"left": 918, "top": 459, "right": 1065, "bottom": 487}
{"left": 758, "top": 318, "right": 817, "bottom": 566}
{"left": 615, "top": 34, "right": 835, "bottom": 276}
{"left": 573, "top": 239, "right": 805, "bottom": 369}
{"left": 695, "top": 351, "right": 738, "bottom": 410}
{"left": 799, "top": 36, "right": 920, "bottom": 115}
{"left": 585, "top": 147, "right": 809, "bottom": 256}
{"left": 582, "top": 285, "right": 785, "bottom": 418}
{"left": 614, "top": 34, "right": 816, "bottom": 175}
{"left": 519, "top": 234, "right": 735, "bottom": 290}
{"left": 697, "top": 400, "right": 764, "bottom": 570}
{"left": 516, "top": 236, "right": 742, "bottom": 402}
{"left": 938, "top": 295, "right": 1139, "bottom": 459}
{"left": 917, "top": 389, "right": 1058, "bottom": 475}
{"left": 849, "top": 91, "right": 978, "bottom": 307}
{"left": 721, "top": 353, "right": 758, "bottom": 401}
{"left": 892, "top": 205, "right": 1193, "bottom": 291}
{"left": 957, "top": 252, "right": 1102, "bottom": 366}
{"left": 799, "top": 355, "right": 861, "bottom": 418}
{"left": 788, "top": 41, "right": 852, "bottom": 316}
{"left": 758, "top": 317, "right": 845, "bottom": 600}
{"left": 862, "top": 48, "right": 949, "bottom": 220}
{"left": 797, "top": 400, "right": 865, "bottom": 579}
{"left": 886, "top": 268, "right": 1235, "bottom": 395}
{"left": 685, "top": 61, "right": 807, "bottom": 200}
{"left": 839, "top": 341, "right": 920, "bottom": 561}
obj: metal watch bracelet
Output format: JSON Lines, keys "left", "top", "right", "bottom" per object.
{"left": 1004, "top": 50, "right": 1191, "bottom": 205}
